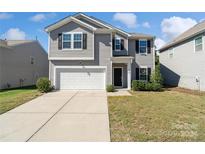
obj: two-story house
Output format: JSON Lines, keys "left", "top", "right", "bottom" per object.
{"left": 45, "top": 13, "right": 155, "bottom": 90}
{"left": 159, "top": 20, "right": 205, "bottom": 91}
{"left": 0, "top": 40, "right": 48, "bottom": 89}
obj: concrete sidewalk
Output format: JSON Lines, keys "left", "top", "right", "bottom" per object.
{"left": 0, "top": 90, "right": 110, "bottom": 142}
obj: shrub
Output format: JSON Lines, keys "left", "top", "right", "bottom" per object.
{"left": 132, "top": 80, "right": 162, "bottom": 91}
{"left": 145, "top": 82, "right": 153, "bottom": 91}
{"left": 138, "top": 81, "right": 146, "bottom": 90}
{"left": 106, "top": 84, "right": 115, "bottom": 92}
{"left": 132, "top": 80, "right": 146, "bottom": 91}
{"left": 132, "top": 80, "right": 139, "bottom": 91}
{"left": 150, "top": 64, "right": 163, "bottom": 85}
{"left": 36, "top": 77, "right": 52, "bottom": 93}
{"left": 151, "top": 82, "right": 162, "bottom": 91}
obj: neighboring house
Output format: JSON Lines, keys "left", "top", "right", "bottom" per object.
{"left": 0, "top": 40, "right": 48, "bottom": 89}
{"left": 45, "top": 13, "right": 155, "bottom": 90}
{"left": 159, "top": 21, "right": 205, "bottom": 91}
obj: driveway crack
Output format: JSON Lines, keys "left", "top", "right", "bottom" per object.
{"left": 26, "top": 91, "right": 79, "bottom": 142}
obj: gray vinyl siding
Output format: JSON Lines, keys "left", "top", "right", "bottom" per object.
{"left": 160, "top": 34, "right": 205, "bottom": 91}
{"left": 49, "top": 33, "right": 112, "bottom": 86}
{"left": 0, "top": 41, "right": 48, "bottom": 89}
{"left": 96, "top": 34, "right": 112, "bottom": 84}
{"left": 49, "top": 21, "right": 94, "bottom": 59}
{"left": 113, "top": 33, "right": 128, "bottom": 56}
{"left": 77, "top": 18, "right": 104, "bottom": 28}
{"left": 128, "top": 39, "right": 155, "bottom": 80}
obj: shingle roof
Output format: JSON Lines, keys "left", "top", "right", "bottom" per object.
{"left": 45, "top": 13, "right": 154, "bottom": 38}
{"left": 129, "top": 32, "right": 154, "bottom": 39}
{"left": 0, "top": 40, "right": 38, "bottom": 49}
{"left": 6, "top": 40, "right": 35, "bottom": 46}
{"left": 159, "top": 20, "right": 205, "bottom": 51}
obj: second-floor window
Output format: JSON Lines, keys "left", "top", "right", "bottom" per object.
{"left": 62, "top": 32, "right": 82, "bottom": 49}
{"left": 63, "top": 34, "right": 72, "bottom": 49}
{"left": 74, "top": 33, "right": 82, "bottom": 49}
{"left": 139, "top": 40, "right": 147, "bottom": 54}
{"left": 115, "top": 38, "right": 121, "bottom": 51}
{"left": 195, "top": 36, "right": 203, "bottom": 52}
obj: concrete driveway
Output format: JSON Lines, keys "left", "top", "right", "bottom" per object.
{"left": 0, "top": 90, "right": 110, "bottom": 142}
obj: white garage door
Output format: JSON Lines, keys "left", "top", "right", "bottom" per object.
{"left": 56, "top": 68, "right": 105, "bottom": 90}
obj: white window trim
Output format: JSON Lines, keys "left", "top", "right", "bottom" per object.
{"left": 139, "top": 66, "right": 148, "bottom": 81}
{"left": 194, "top": 36, "right": 203, "bottom": 53}
{"left": 139, "top": 39, "right": 147, "bottom": 55}
{"left": 62, "top": 32, "right": 83, "bottom": 50}
{"left": 115, "top": 37, "right": 122, "bottom": 51}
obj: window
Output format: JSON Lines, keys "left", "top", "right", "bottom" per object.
{"left": 115, "top": 38, "right": 121, "bottom": 51}
{"left": 62, "top": 34, "right": 71, "bottom": 49}
{"left": 195, "top": 36, "right": 203, "bottom": 52}
{"left": 73, "top": 33, "right": 82, "bottom": 49}
{"left": 30, "top": 57, "right": 34, "bottom": 64}
{"left": 62, "top": 33, "right": 82, "bottom": 49}
{"left": 139, "top": 67, "right": 147, "bottom": 81}
{"left": 168, "top": 48, "right": 174, "bottom": 58}
{"left": 139, "top": 40, "right": 147, "bottom": 54}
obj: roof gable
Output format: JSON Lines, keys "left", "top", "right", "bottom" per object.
{"left": 72, "top": 13, "right": 131, "bottom": 37}
{"left": 45, "top": 16, "right": 97, "bottom": 32}
{"left": 160, "top": 20, "right": 205, "bottom": 51}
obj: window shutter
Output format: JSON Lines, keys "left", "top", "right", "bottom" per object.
{"left": 147, "top": 40, "right": 151, "bottom": 54}
{"left": 136, "top": 40, "right": 139, "bottom": 54}
{"left": 121, "top": 39, "right": 124, "bottom": 50}
{"left": 58, "top": 33, "right": 62, "bottom": 50}
{"left": 112, "top": 38, "right": 115, "bottom": 50}
{"left": 83, "top": 33, "right": 87, "bottom": 49}
{"left": 136, "top": 68, "right": 139, "bottom": 80}
{"left": 148, "top": 67, "right": 151, "bottom": 81}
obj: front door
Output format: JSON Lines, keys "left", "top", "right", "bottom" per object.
{"left": 114, "top": 68, "right": 122, "bottom": 87}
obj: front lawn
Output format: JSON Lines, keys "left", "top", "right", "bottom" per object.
{"left": 0, "top": 86, "right": 42, "bottom": 114}
{"left": 108, "top": 90, "right": 205, "bottom": 141}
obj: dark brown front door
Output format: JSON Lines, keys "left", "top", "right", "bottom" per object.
{"left": 114, "top": 68, "right": 122, "bottom": 86}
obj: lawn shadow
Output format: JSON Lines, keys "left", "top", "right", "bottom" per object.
{"left": 0, "top": 85, "right": 37, "bottom": 92}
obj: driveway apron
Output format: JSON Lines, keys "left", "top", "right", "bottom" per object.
{"left": 0, "top": 90, "right": 110, "bottom": 142}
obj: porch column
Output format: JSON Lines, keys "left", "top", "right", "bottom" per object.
{"left": 127, "top": 62, "right": 131, "bottom": 89}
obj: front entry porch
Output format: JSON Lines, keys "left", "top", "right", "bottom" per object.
{"left": 111, "top": 56, "right": 134, "bottom": 90}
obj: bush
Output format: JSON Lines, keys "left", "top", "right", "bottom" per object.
{"left": 132, "top": 80, "right": 146, "bottom": 91}
{"left": 138, "top": 81, "right": 146, "bottom": 90}
{"left": 150, "top": 64, "right": 163, "bottom": 85}
{"left": 145, "top": 82, "right": 153, "bottom": 91}
{"left": 132, "top": 80, "right": 139, "bottom": 91}
{"left": 132, "top": 65, "right": 163, "bottom": 92}
{"left": 151, "top": 82, "right": 162, "bottom": 91}
{"left": 106, "top": 84, "right": 115, "bottom": 92}
{"left": 132, "top": 80, "right": 162, "bottom": 91}
{"left": 36, "top": 77, "right": 52, "bottom": 93}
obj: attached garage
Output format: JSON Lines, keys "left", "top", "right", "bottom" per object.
{"left": 54, "top": 66, "right": 106, "bottom": 90}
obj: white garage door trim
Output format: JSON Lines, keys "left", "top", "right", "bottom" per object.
{"left": 54, "top": 66, "right": 107, "bottom": 90}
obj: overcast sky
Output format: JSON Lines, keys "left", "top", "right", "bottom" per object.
{"left": 0, "top": 12, "right": 205, "bottom": 51}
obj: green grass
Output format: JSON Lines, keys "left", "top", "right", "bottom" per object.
{"left": 0, "top": 86, "right": 42, "bottom": 114}
{"left": 108, "top": 90, "right": 205, "bottom": 141}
